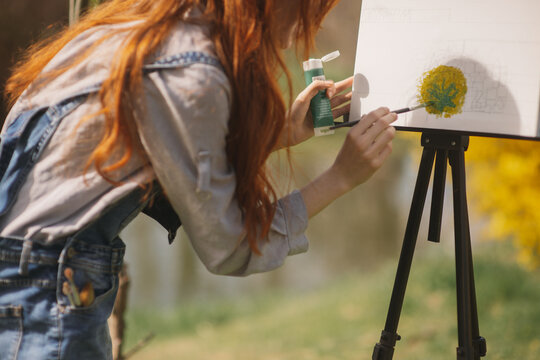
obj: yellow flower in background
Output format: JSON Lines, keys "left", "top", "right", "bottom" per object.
{"left": 418, "top": 65, "right": 467, "bottom": 118}
{"left": 467, "top": 137, "right": 540, "bottom": 269}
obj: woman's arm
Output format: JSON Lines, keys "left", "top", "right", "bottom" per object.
{"left": 283, "top": 75, "right": 396, "bottom": 217}
{"left": 301, "top": 107, "right": 397, "bottom": 217}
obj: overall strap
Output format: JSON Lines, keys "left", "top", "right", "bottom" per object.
{"left": 142, "top": 187, "right": 182, "bottom": 244}
{"left": 0, "top": 94, "right": 88, "bottom": 218}
{"left": 1, "top": 92, "right": 96, "bottom": 275}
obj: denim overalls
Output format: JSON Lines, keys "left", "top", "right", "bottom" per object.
{"left": 0, "top": 51, "right": 220, "bottom": 360}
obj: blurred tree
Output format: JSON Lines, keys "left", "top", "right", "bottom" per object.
{"left": 69, "top": 0, "right": 102, "bottom": 26}
{"left": 0, "top": 0, "right": 67, "bottom": 121}
{"left": 0, "top": 0, "right": 102, "bottom": 123}
{"left": 467, "top": 137, "right": 540, "bottom": 269}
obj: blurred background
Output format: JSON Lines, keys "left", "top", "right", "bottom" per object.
{"left": 1, "top": 1, "right": 539, "bottom": 359}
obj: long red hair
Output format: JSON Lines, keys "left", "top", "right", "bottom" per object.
{"left": 4, "top": 0, "right": 339, "bottom": 252}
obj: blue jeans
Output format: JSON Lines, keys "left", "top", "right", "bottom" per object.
{"left": 0, "top": 236, "right": 125, "bottom": 360}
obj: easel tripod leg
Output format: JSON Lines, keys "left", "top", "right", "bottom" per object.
{"left": 372, "top": 147, "right": 436, "bottom": 360}
{"left": 450, "top": 148, "right": 485, "bottom": 359}
{"left": 463, "top": 191, "right": 486, "bottom": 358}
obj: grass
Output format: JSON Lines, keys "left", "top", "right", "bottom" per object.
{"left": 125, "top": 243, "right": 540, "bottom": 359}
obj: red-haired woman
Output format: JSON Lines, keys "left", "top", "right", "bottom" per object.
{"left": 0, "top": 0, "right": 396, "bottom": 358}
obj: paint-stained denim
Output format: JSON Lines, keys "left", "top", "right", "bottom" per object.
{"left": 0, "top": 236, "right": 124, "bottom": 360}
{"left": 0, "top": 153, "right": 144, "bottom": 360}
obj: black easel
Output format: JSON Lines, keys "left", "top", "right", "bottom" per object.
{"left": 372, "top": 132, "right": 487, "bottom": 360}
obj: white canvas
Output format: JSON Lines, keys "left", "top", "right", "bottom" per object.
{"left": 350, "top": 0, "right": 540, "bottom": 138}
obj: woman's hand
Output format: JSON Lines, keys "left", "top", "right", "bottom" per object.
{"left": 330, "top": 107, "right": 397, "bottom": 191}
{"left": 278, "top": 76, "right": 354, "bottom": 149}
{"left": 300, "top": 107, "right": 397, "bottom": 218}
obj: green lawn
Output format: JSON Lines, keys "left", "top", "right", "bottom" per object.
{"left": 125, "top": 243, "right": 540, "bottom": 359}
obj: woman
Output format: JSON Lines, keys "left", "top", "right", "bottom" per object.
{"left": 0, "top": 0, "right": 397, "bottom": 358}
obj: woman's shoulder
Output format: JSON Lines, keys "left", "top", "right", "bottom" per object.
{"left": 145, "top": 16, "right": 231, "bottom": 105}
{"left": 158, "top": 20, "right": 216, "bottom": 57}
{"left": 149, "top": 5, "right": 218, "bottom": 64}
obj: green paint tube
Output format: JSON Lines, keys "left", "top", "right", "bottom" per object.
{"left": 303, "top": 50, "right": 340, "bottom": 136}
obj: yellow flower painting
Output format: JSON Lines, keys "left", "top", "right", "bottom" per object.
{"left": 418, "top": 65, "right": 467, "bottom": 118}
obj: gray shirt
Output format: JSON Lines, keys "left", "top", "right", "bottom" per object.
{"left": 0, "top": 17, "right": 309, "bottom": 276}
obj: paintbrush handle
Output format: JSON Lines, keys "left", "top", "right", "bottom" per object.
{"left": 393, "top": 107, "right": 413, "bottom": 114}
{"left": 329, "top": 103, "right": 428, "bottom": 130}
{"left": 329, "top": 119, "right": 360, "bottom": 130}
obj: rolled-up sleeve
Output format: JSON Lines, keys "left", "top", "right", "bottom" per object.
{"left": 135, "top": 63, "right": 309, "bottom": 276}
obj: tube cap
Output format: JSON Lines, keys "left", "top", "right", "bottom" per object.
{"left": 303, "top": 58, "right": 323, "bottom": 71}
{"left": 321, "top": 50, "right": 341, "bottom": 63}
{"left": 303, "top": 50, "right": 341, "bottom": 71}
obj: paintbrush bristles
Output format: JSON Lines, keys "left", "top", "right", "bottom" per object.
{"left": 63, "top": 267, "right": 81, "bottom": 306}
{"left": 410, "top": 103, "right": 429, "bottom": 111}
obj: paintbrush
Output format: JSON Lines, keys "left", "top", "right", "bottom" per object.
{"left": 329, "top": 102, "right": 431, "bottom": 130}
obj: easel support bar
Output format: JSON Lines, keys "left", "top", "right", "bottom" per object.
{"left": 428, "top": 149, "right": 448, "bottom": 243}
